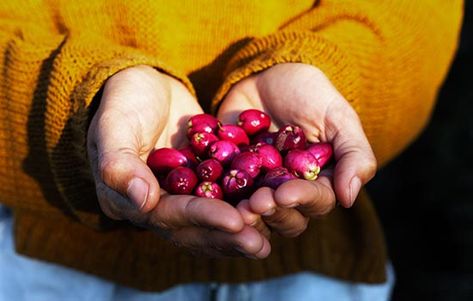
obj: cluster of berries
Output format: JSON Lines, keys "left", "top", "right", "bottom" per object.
{"left": 147, "top": 109, "right": 333, "bottom": 204}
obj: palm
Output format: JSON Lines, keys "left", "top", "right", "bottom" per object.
{"left": 218, "top": 63, "right": 376, "bottom": 236}
{"left": 88, "top": 66, "right": 270, "bottom": 259}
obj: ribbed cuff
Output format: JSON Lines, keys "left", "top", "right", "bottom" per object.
{"left": 211, "top": 31, "right": 361, "bottom": 114}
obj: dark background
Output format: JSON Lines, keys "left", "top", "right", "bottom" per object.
{"left": 367, "top": 2, "right": 473, "bottom": 300}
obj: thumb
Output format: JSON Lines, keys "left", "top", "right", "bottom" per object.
{"left": 87, "top": 110, "right": 164, "bottom": 221}
{"left": 329, "top": 111, "right": 377, "bottom": 208}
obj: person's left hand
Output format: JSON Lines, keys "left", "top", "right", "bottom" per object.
{"left": 217, "top": 63, "right": 377, "bottom": 238}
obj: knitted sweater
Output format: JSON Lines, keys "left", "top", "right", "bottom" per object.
{"left": 0, "top": 0, "right": 462, "bottom": 291}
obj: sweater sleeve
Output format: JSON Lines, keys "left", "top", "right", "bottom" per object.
{"left": 0, "top": 3, "right": 194, "bottom": 227}
{"left": 212, "top": 0, "right": 463, "bottom": 166}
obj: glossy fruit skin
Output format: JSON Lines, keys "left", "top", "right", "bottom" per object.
{"left": 194, "top": 181, "right": 223, "bottom": 199}
{"left": 237, "top": 109, "right": 271, "bottom": 136}
{"left": 179, "top": 146, "right": 200, "bottom": 168}
{"left": 222, "top": 169, "right": 254, "bottom": 202}
{"left": 261, "top": 167, "right": 297, "bottom": 189}
{"left": 284, "top": 149, "right": 320, "bottom": 181}
{"left": 187, "top": 114, "right": 220, "bottom": 137}
{"left": 165, "top": 167, "right": 198, "bottom": 195}
{"left": 252, "top": 131, "right": 277, "bottom": 145}
{"left": 247, "top": 143, "right": 282, "bottom": 170}
{"left": 230, "top": 152, "right": 263, "bottom": 178}
{"left": 306, "top": 143, "right": 333, "bottom": 168}
{"left": 190, "top": 132, "right": 219, "bottom": 157}
{"left": 208, "top": 140, "right": 240, "bottom": 166}
{"left": 274, "top": 125, "right": 307, "bottom": 153}
{"left": 147, "top": 148, "right": 188, "bottom": 174}
{"left": 217, "top": 124, "right": 250, "bottom": 146}
{"left": 196, "top": 159, "right": 224, "bottom": 182}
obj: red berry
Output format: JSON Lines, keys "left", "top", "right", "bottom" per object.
{"left": 187, "top": 114, "right": 220, "bottom": 137}
{"left": 306, "top": 143, "right": 333, "bottom": 168}
{"left": 252, "top": 131, "right": 277, "bottom": 145}
{"left": 147, "top": 148, "right": 188, "bottom": 174}
{"left": 237, "top": 109, "right": 271, "bottom": 136}
{"left": 261, "top": 167, "right": 297, "bottom": 189}
{"left": 274, "top": 125, "right": 306, "bottom": 153}
{"left": 222, "top": 169, "right": 254, "bottom": 202}
{"left": 179, "top": 146, "right": 200, "bottom": 168}
{"left": 190, "top": 132, "right": 219, "bottom": 157}
{"left": 196, "top": 159, "right": 224, "bottom": 182}
{"left": 247, "top": 143, "right": 282, "bottom": 170}
{"left": 284, "top": 149, "right": 320, "bottom": 181}
{"left": 231, "top": 152, "right": 263, "bottom": 178}
{"left": 217, "top": 124, "right": 250, "bottom": 146}
{"left": 194, "top": 181, "right": 223, "bottom": 199}
{"left": 165, "top": 167, "right": 198, "bottom": 195}
{"left": 208, "top": 140, "right": 240, "bottom": 166}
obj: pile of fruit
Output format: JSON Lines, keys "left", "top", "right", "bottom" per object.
{"left": 147, "top": 109, "right": 333, "bottom": 204}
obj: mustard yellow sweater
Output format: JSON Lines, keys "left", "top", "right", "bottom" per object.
{"left": 0, "top": 0, "right": 463, "bottom": 291}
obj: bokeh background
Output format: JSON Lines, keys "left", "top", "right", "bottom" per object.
{"left": 367, "top": 1, "right": 473, "bottom": 300}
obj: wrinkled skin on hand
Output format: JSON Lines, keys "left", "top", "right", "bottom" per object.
{"left": 217, "top": 63, "right": 377, "bottom": 238}
{"left": 87, "top": 65, "right": 270, "bottom": 258}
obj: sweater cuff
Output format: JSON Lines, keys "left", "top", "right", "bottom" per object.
{"left": 211, "top": 31, "right": 361, "bottom": 114}
{"left": 49, "top": 49, "right": 194, "bottom": 229}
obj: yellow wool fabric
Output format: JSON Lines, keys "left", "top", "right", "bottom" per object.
{"left": 0, "top": 0, "right": 463, "bottom": 291}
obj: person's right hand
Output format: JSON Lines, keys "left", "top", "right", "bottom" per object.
{"left": 87, "top": 65, "right": 270, "bottom": 258}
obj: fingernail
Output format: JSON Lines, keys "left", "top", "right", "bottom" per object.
{"left": 349, "top": 177, "right": 362, "bottom": 207}
{"left": 127, "top": 177, "right": 149, "bottom": 209}
{"left": 262, "top": 208, "right": 276, "bottom": 216}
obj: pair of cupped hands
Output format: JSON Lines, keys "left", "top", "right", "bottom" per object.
{"left": 87, "top": 63, "right": 376, "bottom": 259}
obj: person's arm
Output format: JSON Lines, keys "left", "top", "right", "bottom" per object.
{"left": 0, "top": 2, "right": 270, "bottom": 258}
{"left": 214, "top": 0, "right": 463, "bottom": 236}
{"left": 214, "top": 0, "right": 463, "bottom": 166}
{"left": 0, "top": 2, "right": 192, "bottom": 226}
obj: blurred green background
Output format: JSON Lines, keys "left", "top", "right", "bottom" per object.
{"left": 367, "top": 2, "right": 473, "bottom": 300}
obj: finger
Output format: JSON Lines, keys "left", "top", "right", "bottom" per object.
{"left": 237, "top": 200, "right": 272, "bottom": 239}
{"left": 273, "top": 177, "right": 337, "bottom": 218}
{"left": 170, "top": 225, "right": 270, "bottom": 259}
{"left": 216, "top": 87, "right": 254, "bottom": 125}
{"left": 88, "top": 139, "right": 161, "bottom": 218}
{"left": 149, "top": 194, "right": 244, "bottom": 233}
{"left": 326, "top": 107, "right": 377, "bottom": 208}
{"left": 248, "top": 187, "right": 309, "bottom": 238}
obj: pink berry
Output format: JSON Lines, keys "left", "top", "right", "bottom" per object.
{"left": 196, "top": 159, "right": 223, "bottom": 182}
{"left": 165, "top": 167, "right": 198, "bottom": 195}
{"left": 274, "top": 125, "right": 306, "bottom": 153}
{"left": 252, "top": 131, "right": 277, "bottom": 145}
{"left": 179, "top": 146, "right": 200, "bottom": 168}
{"left": 187, "top": 114, "right": 220, "bottom": 137}
{"left": 284, "top": 149, "right": 320, "bottom": 181}
{"left": 247, "top": 143, "right": 282, "bottom": 170}
{"left": 217, "top": 124, "right": 250, "bottom": 146}
{"left": 147, "top": 148, "right": 188, "bottom": 174}
{"left": 261, "top": 167, "right": 297, "bottom": 189}
{"left": 306, "top": 143, "right": 333, "bottom": 168}
{"left": 194, "top": 182, "right": 223, "bottom": 199}
{"left": 190, "top": 132, "right": 219, "bottom": 157}
{"left": 231, "top": 152, "right": 263, "bottom": 178}
{"left": 208, "top": 140, "right": 240, "bottom": 166}
{"left": 237, "top": 109, "right": 271, "bottom": 136}
{"left": 222, "top": 169, "right": 254, "bottom": 202}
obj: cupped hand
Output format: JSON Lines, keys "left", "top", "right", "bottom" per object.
{"left": 217, "top": 63, "right": 376, "bottom": 238}
{"left": 87, "top": 65, "right": 270, "bottom": 258}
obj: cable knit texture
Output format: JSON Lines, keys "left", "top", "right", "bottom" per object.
{"left": 0, "top": 0, "right": 463, "bottom": 291}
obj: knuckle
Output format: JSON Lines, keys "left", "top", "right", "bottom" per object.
{"left": 363, "top": 155, "right": 378, "bottom": 181}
